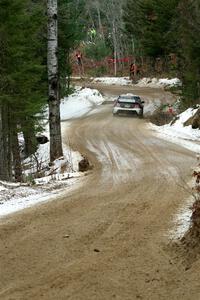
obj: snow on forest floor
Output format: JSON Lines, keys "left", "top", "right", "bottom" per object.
{"left": 0, "top": 87, "right": 104, "bottom": 218}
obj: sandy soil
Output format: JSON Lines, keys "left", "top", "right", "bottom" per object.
{"left": 0, "top": 86, "right": 199, "bottom": 300}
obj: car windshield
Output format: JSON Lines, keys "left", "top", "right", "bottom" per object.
{"left": 118, "top": 96, "right": 141, "bottom": 103}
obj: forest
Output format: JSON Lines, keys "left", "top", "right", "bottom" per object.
{"left": 0, "top": 0, "right": 200, "bottom": 182}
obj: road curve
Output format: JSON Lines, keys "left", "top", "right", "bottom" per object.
{"left": 0, "top": 87, "right": 199, "bottom": 300}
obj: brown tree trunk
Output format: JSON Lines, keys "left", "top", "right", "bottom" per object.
{"left": 11, "top": 123, "right": 22, "bottom": 182}
{"left": 0, "top": 103, "right": 12, "bottom": 181}
{"left": 22, "top": 120, "right": 37, "bottom": 157}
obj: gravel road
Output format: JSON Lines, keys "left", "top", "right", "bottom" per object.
{"left": 0, "top": 85, "right": 199, "bottom": 300}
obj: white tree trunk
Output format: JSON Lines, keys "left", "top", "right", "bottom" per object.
{"left": 47, "top": 0, "right": 63, "bottom": 162}
{"left": 112, "top": 21, "right": 117, "bottom": 76}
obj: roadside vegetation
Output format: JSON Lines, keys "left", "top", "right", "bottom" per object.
{"left": 0, "top": 0, "right": 84, "bottom": 182}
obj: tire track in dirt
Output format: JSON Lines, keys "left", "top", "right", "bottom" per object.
{"left": 0, "top": 86, "right": 198, "bottom": 300}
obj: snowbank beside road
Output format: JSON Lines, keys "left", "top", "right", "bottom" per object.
{"left": 137, "top": 77, "right": 181, "bottom": 88}
{"left": 61, "top": 87, "right": 104, "bottom": 120}
{"left": 168, "top": 196, "right": 193, "bottom": 240}
{"left": 149, "top": 106, "right": 200, "bottom": 240}
{"left": 92, "top": 76, "right": 181, "bottom": 88}
{"left": 92, "top": 77, "right": 132, "bottom": 86}
{"left": 0, "top": 87, "right": 104, "bottom": 218}
{"left": 149, "top": 107, "right": 200, "bottom": 153}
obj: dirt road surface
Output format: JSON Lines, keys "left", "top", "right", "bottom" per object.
{"left": 0, "top": 85, "right": 199, "bottom": 300}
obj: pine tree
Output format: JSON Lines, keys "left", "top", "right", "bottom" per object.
{"left": 123, "top": 0, "right": 179, "bottom": 58}
{"left": 58, "top": 0, "right": 86, "bottom": 97}
{"left": 176, "top": 0, "right": 200, "bottom": 106}
{"left": 0, "top": 0, "right": 47, "bottom": 181}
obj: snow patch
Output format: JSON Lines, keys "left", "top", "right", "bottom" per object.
{"left": 91, "top": 76, "right": 181, "bottom": 88}
{"left": 168, "top": 196, "right": 193, "bottom": 240}
{"left": 92, "top": 77, "right": 132, "bottom": 86}
{"left": 149, "top": 107, "right": 200, "bottom": 153}
{"left": 0, "top": 177, "right": 82, "bottom": 217}
{"left": 60, "top": 87, "right": 104, "bottom": 120}
{"left": 137, "top": 77, "right": 181, "bottom": 88}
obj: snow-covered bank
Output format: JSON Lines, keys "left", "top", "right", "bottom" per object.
{"left": 149, "top": 107, "right": 200, "bottom": 153}
{"left": 168, "top": 166, "right": 200, "bottom": 240}
{"left": 149, "top": 106, "right": 199, "bottom": 239}
{"left": 91, "top": 76, "right": 182, "bottom": 88}
{"left": 92, "top": 77, "right": 132, "bottom": 86}
{"left": 0, "top": 87, "right": 104, "bottom": 218}
{"left": 136, "top": 77, "right": 181, "bottom": 88}
{"left": 60, "top": 87, "right": 104, "bottom": 120}
{"left": 168, "top": 195, "right": 193, "bottom": 240}
{"left": 0, "top": 176, "right": 82, "bottom": 217}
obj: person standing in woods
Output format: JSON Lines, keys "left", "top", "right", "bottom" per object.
{"left": 129, "top": 63, "right": 135, "bottom": 79}
{"left": 76, "top": 51, "right": 82, "bottom": 65}
{"left": 76, "top": 51, "right": 84, "bottom": 75}
{"left": 88, "top": 28, "right": 97, "bottom": 42}
{"left": 129, "top": 63, "right": 140, "bottom": 80}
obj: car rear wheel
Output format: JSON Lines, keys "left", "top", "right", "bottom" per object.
{"left": 139, "top": 110, "right": 144, "bottom": 118}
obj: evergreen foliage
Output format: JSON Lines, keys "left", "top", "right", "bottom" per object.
{"left": 0, "top": 0, "right": 87, "bottom": 180}
{"left": 176, "top": 0, "right": 200, "bottom": 107}
{"left": 84, "top": 38, "right": 111, "bottom": 61}
{"left": 0, "top": 0, "right": 47, "bottom": 147}
{"left": 123, "top": 0, "right": 200, "bottom": 106}
{"left": 124, "top": 0, "right": 179, "bottom": 57}
{"left": 58, "top": 0, "right": 86, "bottom": 97}
{"left": 0, "top": 0, "right": 47, "bottom": 180}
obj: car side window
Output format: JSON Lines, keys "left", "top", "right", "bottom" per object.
{"left": 134, "top": 96, "right": 141, "bottom": 102}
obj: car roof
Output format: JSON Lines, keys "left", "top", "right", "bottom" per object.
{"left": 118, "top": 94, "right": 141, "bottom": 102}
{"left": 119, "top": 93, "right": 140, "bottom": 98}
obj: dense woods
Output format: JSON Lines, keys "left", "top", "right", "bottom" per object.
{"left": 0, "top": 0, "right": 46, "bottom": 181}
{"left": 0, "top": 0, "right": 200, "bottom": 182}
{"left": 123, "top": 0, "right": 200, "bottom": 107}
{"left": 0, "top": 0, "right": 83, "bottom": 181}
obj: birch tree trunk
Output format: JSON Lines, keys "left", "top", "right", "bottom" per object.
{"left": 112, "top": 20, "right": 117, "bottom": 76}
{"left": 47, "top": 0, "right": 63, "bottom": 162}
{"left": 96, "top": 2, "right": 105, "bottom": 40}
